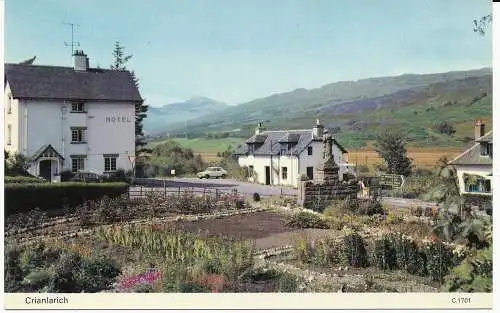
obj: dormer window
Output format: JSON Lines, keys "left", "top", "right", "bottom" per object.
{"left": 480, "top": 142, "right": 492, "bottom": 157}
{"left": 71, "top": 102, "right": 86, "bottom": 113}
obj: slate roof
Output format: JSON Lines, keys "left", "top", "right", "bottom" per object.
{"left": 233, "top": 129, "right": 348, "bottom": 156}
{"left": 449, "top": 131, "right": 493, "bottom": 166}
{"left": 476, "top": 132, "right": 492, "bottom": 143}
{"left": 5, "top": 64, "right": 142, "bottom": 102}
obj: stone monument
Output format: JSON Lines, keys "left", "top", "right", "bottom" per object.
{"left": 315, "top": 132, "right": 340, "bottom": 183}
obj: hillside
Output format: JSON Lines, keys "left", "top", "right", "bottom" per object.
{"left": 144, "top": 97, "right": 228, "bottom": 134}
{"left": 164, "top": 68, "right": 492, "bottom": 149}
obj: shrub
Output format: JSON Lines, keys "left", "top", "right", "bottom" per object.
{"left": 358, "top": 199, "right": 385, "bottom": 216}
{"left": 4, "top": 245, "right": 23, "bottom": 292}
{"left": 356, "top": 164, "right": 370, "bottom": 173}
{"left": 285, "top": 211, "right": 329, "bottom": 229}
{"left": 252, "top": 193, "right": 261, "bottom": 202}
{"left": 424, "top": 241, "right": 456, "bottom": 282}
{"left": 372, "top": 235, "right": 397, "bottom": 270}
{"left": 294, "top": 236, "right": 314, "bottom": 263}
{"left": 340, "top": 233, "right": 369, "bottom": 268}
{"left": 442, "top": 246, "right": 492, "bottom": 292}
{"left": 60, "top": 170, "right": 75, "bottom": 182}
{"left": 277, "top": 272, "right": 299, "bottom": 292}
{"left": 74, "top": 255, "right": 121, "bottom": 292}
{"left": 312, "top": 237, "right": 340, "bottom": 266}
{"left": 4, "top": 176, "right": 47, "bottom": 184}
{"left": 393, "top": 235, "right": 426, "bottom": 275}
{"left": 4, "top": 182, "right": 129, "bottom": 215}
{"left": 46, "top": 252, "right": 82, "bottom": 292}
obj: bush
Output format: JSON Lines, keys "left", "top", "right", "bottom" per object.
{"left": 424, "top": 241, "right": 456, "bottom": 282}
{"left": 372, "top": 235, "right": 397, "bottom": 270}
{"left": 74, "top": 255, "right": 121, "bottom": 292}
{"left": 4, "top": 182, "right": 129, "bottom": 215}
{"left": 285, "top": 212, "right": 329, "bottom": 229}
{"left": 4, "top": 245, "right": 23, "bottom": 292}
{"left": 60, "top": 170, "right": 75, "bottom": 182}
{"left": 442, "top": 246, "right": 492, "bottom": 292}
{"left": 105, "top": 169, "right": 132, "bottom": 183}
{"left": 277, "top": 272, "right": 299, "bottom": 292}
{"left": 46, "top": 252, "right": 82, "bottom": 292}
{"left": 358, "top": 199, "right": 385, "bottom": 216}
{"left": 252, "top": 193, "right": 261, "bottom": 202}
{"left": 340, "top": 233, "right": 369, "bottom": 268}
{"left": 4, "top": 176, "right": 47, "bottom": 184}
{"left": 393, "top": 235, "right": 426, "bottom": 276}
{"left": 294, "top": 236, "right": 314, "bottom": 263}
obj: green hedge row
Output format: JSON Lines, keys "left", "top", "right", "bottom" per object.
{"left": 4, "top": 182, "right": 129, "bottom": 216}
{"left": 4, "top": 176, "right": 48, "bottom": 184}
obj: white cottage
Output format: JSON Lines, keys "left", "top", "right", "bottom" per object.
{"left": 4, "top": 50, "right": 142, "bottom": 182}
{"left": 449, "top": 120, "right": 492, "bottom": 195}
{"left": 234, "top": 121, "right": 353, "bottom": 187}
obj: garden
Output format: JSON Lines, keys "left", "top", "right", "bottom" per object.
{"left": 4, "top": 184, "right": 492, "bottom": 293}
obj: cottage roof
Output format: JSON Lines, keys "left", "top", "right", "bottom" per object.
{"left": 233, "top": 129, "right": 347, "bottom": 156}
{"left": 5, "top": 63, "right": 142, "bottom": 102}
{"left": 449, "top": 131, "right": 493, "bottom": 166}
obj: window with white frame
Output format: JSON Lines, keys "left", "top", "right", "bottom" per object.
{"left": 71, "top": 127, "right": 87, "bottom": 143}
{"left": 7, "top": 124, "right": 12, "bottom": 145}
{"left": 104, "top": 154, "right": 118, "bottom": 172}
{"left": 71, "top": 156, "right": 85, "bottom": 172}
{"left": 71, "top": 102, "right": 86, "bottom": 113}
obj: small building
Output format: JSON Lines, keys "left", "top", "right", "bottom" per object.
{"left": 233, "top": 121, "right": 353, "bottom": 187}
{"left": 449, "top": 120, "right": 492, "bottom": 196}
{"left": 4, "top": 50, "right": 142, "bottom": 182}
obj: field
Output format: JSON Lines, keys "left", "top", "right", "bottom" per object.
{"left": 349, "top": 148, "right": 463, "bottom": 170}
{"left": 150, "top": 137, "right": 464, "bottom": 169}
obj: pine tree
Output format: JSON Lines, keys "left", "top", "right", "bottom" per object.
{"left": 110, "top": 41, "right": 149, "bottom": 152}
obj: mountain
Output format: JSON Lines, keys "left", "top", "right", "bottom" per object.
{"left": 144, "top": 97, "right": 228, "bottom": 134}
{"left": 166, "top": 68, "right": 492, "bottom": 148}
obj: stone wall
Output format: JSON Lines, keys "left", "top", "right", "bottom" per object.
{"left": 298, "top": 180, "right": 359, "bottom": 211}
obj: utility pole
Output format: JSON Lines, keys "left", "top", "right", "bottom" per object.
{"left": 63, "top": 22, "right": 80, "bottom": 59}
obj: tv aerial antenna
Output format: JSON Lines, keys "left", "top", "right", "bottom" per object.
{"left": 63, "top": 22, "right": 81, "bottom": 57}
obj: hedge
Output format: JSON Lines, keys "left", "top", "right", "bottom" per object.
{"left": 4, "top": 176, "right": 48, "bottom": 184}
{"left": 4, "top": 182, "right": 129, "bottom": 215}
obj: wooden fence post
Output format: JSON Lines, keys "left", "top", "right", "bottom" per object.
{"left": 140, "top": 185, "right": 143, "bottom": 198}
{"left": 178, "top": 186, "right": 181, "bottom": 198}
{"left": 163, "top": 180, "right": 167, "bottom": 197}
{"left": 216, "top": 189, "right": 219, "bottom": 201}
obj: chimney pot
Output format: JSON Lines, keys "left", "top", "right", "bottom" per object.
{"left": 474, "top": 120, "right": 485, "bottom": 140}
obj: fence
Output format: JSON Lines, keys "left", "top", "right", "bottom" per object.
{"left": 128, "top": 185, "right": 240, "bottom": 200}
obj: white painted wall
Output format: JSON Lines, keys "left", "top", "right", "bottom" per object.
{"left": 298, "top": 140, "right": 350, "bottom": 180}
{"left": 237, "top": 137, "right": 350, "bottom": 187}
{"left": 3, "top": 83, "right": 20, "bottom": 154}
{"left": 6, "top": 98, "right": 135, "bottom": 176}
{"left": 455, "top": 164, "right": 492, "bottom": 195}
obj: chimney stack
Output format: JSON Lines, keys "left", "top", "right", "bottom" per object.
{"left": 313, "top": 119, "right": 324, "bottom": 139}
{"left": 255, "top": 122, "right": 264, "bottom": 135}
{"left": 73, "top": 50, "right": 89, "bottom": 71}
{"left": 475, "top": 120, "right": 485, "bottom": 140}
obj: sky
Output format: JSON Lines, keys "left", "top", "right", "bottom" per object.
{"left": 4, "top": 0, "right": 492, "bottom": 107}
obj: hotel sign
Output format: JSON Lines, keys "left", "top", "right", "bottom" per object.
{"left": 106, "top": 116, "right": 133, "bottom": 123}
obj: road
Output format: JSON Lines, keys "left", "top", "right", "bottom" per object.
{"left": 132, "top": 178, "right": 445, "bottom": 210}
{"left": 132, "top": 177, "right": 296, "bottom": 197}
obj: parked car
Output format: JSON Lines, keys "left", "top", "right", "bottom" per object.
{"left": 197, "top": 167, "right": 228, "bottom": 179}
{"left": 70, "top": 171, "right": 104, "bottom": 183}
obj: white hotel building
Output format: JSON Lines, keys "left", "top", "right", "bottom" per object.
{"left": 4, "top": 50, "right": 142, "bottom": 182}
